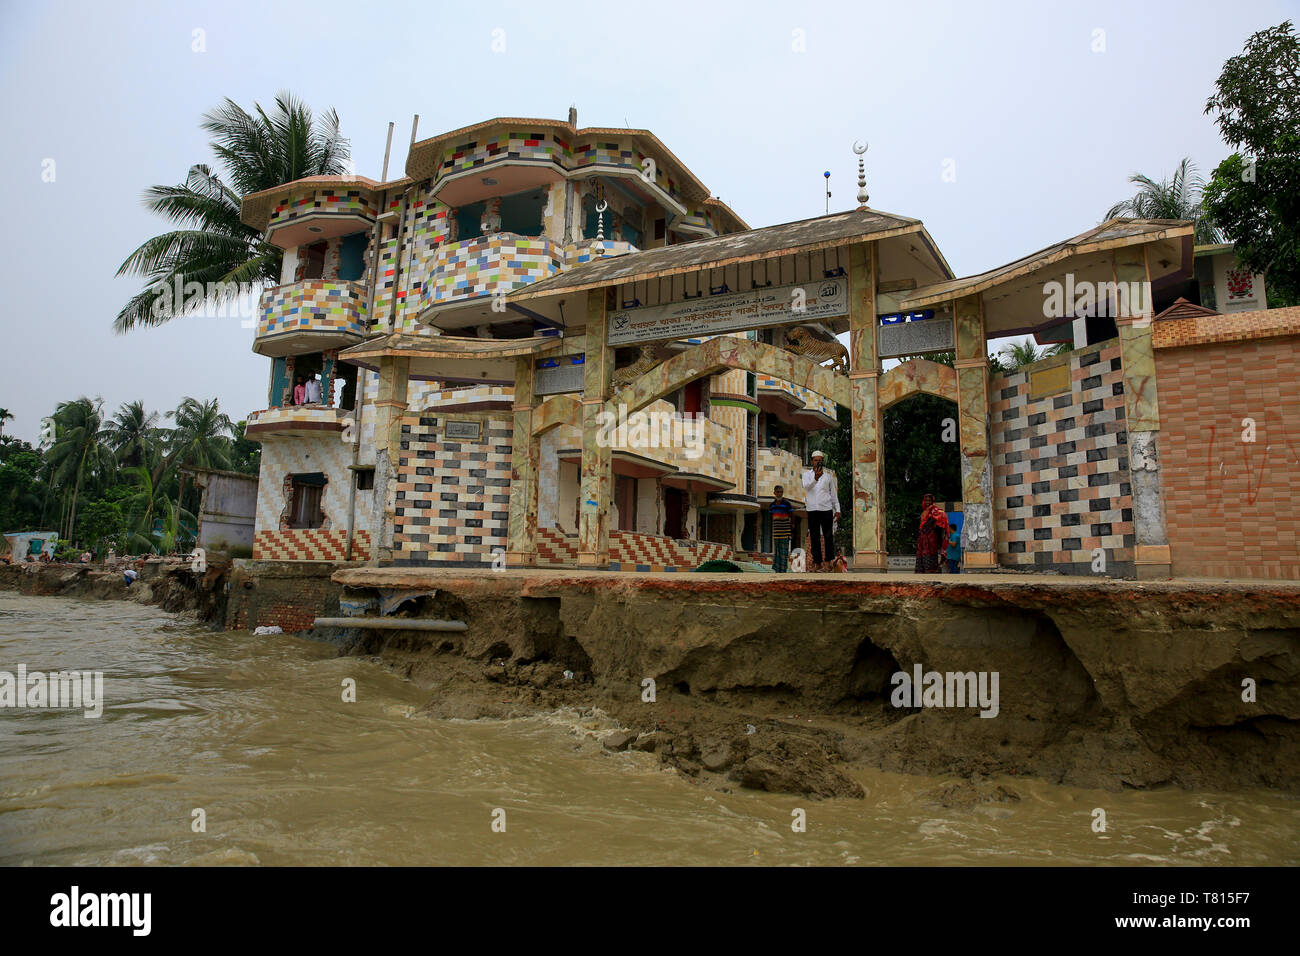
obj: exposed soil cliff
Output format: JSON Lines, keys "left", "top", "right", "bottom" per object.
{"left": 0, "top": 560, "right": 228, "bottom": 624}
{"left": 329, "top": 569, "right": 1300, "bottom": 797}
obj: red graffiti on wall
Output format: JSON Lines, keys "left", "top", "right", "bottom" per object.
{"left": 1201, "top": 412, "right": 1300, "bottom": 510}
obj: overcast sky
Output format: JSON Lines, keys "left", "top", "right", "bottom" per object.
{"left": 1, "top": 0, "right": 1293, "bottom": 443}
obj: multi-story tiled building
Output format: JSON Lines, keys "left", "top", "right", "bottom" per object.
{"left": 239, "top": 112, "right": 1300, "bottom": 581}
{"left": 239, "top": 114, "right": 843, "bottom": 569}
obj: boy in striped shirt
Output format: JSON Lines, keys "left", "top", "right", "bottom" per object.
{"left": 770, "top": 485, "right": 794, "bottom": 573}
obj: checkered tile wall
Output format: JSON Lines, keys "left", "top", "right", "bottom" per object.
{"left": 991, "top": 340, "right": 1135, "bottom": 573}
{"left": 392, "top": 414, "right": 513, "bottom": 565}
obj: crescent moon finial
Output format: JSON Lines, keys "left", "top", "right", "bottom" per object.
{"left": 853, "top": 141, "right": 868, "bottom": 155}
{"left": 596, "top": 199, "right": 608, "bottom": 212}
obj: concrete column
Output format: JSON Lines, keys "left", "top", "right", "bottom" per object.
{"left": 954, "top": 293, "right": 995, "bottom": 570}
{"left": 370, "top": 355, "right": 409, "bottom": 563}
{"left": 848, "top": 242, "right": 886, "bottom": 570}
{"left": 506, "top": 355, "right": 539, "bottom": 566}
{"left": 578, "top": 288, "right": 614, "bottom": 567}
{"left": 1114, "top": 246, "right": 1171, "bottom": 579}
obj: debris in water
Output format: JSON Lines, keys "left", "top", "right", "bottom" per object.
{"left": 563, "top": 670, "right": 574, "bottom": 680}
{"left": 252, "top": 625, "right": 283, "bottom": 635}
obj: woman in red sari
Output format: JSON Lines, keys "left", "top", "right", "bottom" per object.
{"left": 914, "top": 493, "right": 950, "bottom": 574}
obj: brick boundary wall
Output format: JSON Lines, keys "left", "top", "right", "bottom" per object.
{"left": 1154, "top": 332, "right": 1300, "bottom": 580}
{"left": 990, "top": 339, "right": 1135, "bottom": 576}
{"left": 226, "top": 560, "right": 351, "bottom": 632}
{"left": 1153, "top": 305, "right": 1300, "bottom": 350}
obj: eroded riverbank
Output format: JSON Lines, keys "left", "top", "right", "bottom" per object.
{"left": 327, "top": 567, "right": 1300, "bottom": 796}
{"left": 1, "top": 593, "right": 1296, "bottom": 866}
{"left": 4, "top": 561, "right": 1299, "bottom": 800}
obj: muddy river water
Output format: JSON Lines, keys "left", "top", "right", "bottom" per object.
{"left": 1, "top": 594, "right": 1296, "bottom": 866}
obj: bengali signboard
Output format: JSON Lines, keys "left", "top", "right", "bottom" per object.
{"left": 444, "top": 419, "right": 483, "bottom": 442}
{"left": 878, "top": 315, "right": 955, "bottom": 358}
{"left": 607, "top": 280, "right": 849, "bottom": 346}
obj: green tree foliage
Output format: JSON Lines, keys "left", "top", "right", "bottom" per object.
{"left": 114, "top": 92, "right": 351, "bottom": 332}
{"left": 46, "top": 397, "right": 114, "bottom": 540}
{"left": 1106, "top": 157, "right": 1220, "bottom": 243}
{"left": 883, "top": 395, "right": 961, "bottom": 554}
{"left": 2, "top": 395, "right": 242, "bottom": 552}
{"left": 1202, "top": 21, "right": 1300, "bottom": 305}
{"left": 75, "top": 499, "right": 126, "bottom": 555}
{"left": 0, "top": 441, "right": 45, "bottom": 533}
{"left": 105, "top": 400, "right": 161, "bottom": 469}
{"left": 229, "top": 420, "right": 262, "bottom": 475}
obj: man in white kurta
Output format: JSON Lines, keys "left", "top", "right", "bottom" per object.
{"left": 801, "top": 450, "right": 840, "bottom": 572}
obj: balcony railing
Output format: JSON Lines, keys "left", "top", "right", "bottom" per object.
{"left": 243, "top": 405, "right": 354, "bottom": 441}
{"left": 420, "top": 234, "right": 564, "bottom": 311}
{"left": 757, "top": 375, "right": 838, "bottom": 423}
{"left": 623, "top": 403, "right": 736, "bottom": 487}
{"left": 254, "top": 280, "right": 368, "bottom": 357}
{"left": 756, "top": 446, "right": 804, "bottom": 503}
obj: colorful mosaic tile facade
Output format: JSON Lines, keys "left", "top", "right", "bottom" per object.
{"left": 757, "top": 375, "right": 837, "bottom": 419}
{"left": 420, "top": 235, "right": 564, "bottom": 308}
{"left": 756, "top": 447, "right": 803, "bottom": 503}
{"left": 253, "top": 529, "right": 371, "bottom": 561}
{"left": 436, "top": 131, "right": 565, "bottom": 183}
{"left": 257, "top": 280, "right": 367, "bottom": 339}
{"left": 567, "top": 239, "right": 638, "bottom": 266}
{"left": 252, "top": 434, "right": 372, "bottom": 551}
{"left": 572, "top": 140, "right": 682, "bottom": 203}
{"left": 247, "top": 405, "right": 350, "bottom": 430}
{"left": 268, "top": 189, "right": 376, "bottom": 232}
{"left": 392, "top": 414, "right": 513, "bottom": 565}
{"left": 991, "top": 340, "right": 1135, "bottom": 572}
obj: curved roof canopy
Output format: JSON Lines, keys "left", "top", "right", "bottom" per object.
{"left": 900, "top": 218, "right": 1195, "bottom": 337}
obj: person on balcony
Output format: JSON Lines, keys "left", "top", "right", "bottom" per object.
{"left": 801, "top": 450, "right": 839, "bottom": 572}
{"left": 304, "top": 374, "right": 322, "bottom": 405}
{"left": 293, "top": 376, "right": 306, "bottom": 406}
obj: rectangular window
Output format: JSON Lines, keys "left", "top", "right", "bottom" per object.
{"left": 288, "top": 473, "right": 326, "bottom": 529}
{"left": 455, "top": 201, "right": 486, "bottom": 242}
{"left": 303, "top": 241, "right": 327, "bottom": 280}
{"left": 354, "top": 468, "right": 375, "bottom": 491}
{"left": 338, "top": 232, "right": 368, "bottom": 281}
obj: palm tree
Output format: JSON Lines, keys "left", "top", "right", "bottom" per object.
{"left": 1106, "top": 157, "right": 1220, "bottom": 243}
{"left": 167, "top": 397, "right": 234, "bottom": 471}
{"left": 0, "top": 409, "right": 13, "bottom": 435}
{"left": 1000, "top": 340, "right": 1043, "bottom": 370}
{"left": 114, "top": 91, "right": 351, "bottom": 332}
{"left": 121, "top": 465, "right": 191, "bottom": 555}
{"left": 45, "top": 397, "right": 115, "bottom": 541}
{"left": 105, "top": 400, "right": 161, "bottom": 469}
{"left": 164, "top": 397, "right": 234, "bottom": 548}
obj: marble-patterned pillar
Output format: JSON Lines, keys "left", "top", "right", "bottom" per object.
{"left": 370, "top": 355, "right": 409, "bottom": 563}
{"left": 848, "top": 242, "right": 886, "bottom": 570}
{"left": 506, "top": 355, "right": 539, "bottom": 566}
{"left": 954, "top": 293, "right": 995, "bottom": 570}
{"left": 1114, "top": 246, "right": 1171, "bottom": 579}
{"left": 578, "top": 288, "right": 615, "bottom": 566}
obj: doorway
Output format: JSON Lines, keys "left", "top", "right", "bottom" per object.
{"left": 663, "top": 487, "right": 686, "bottom": 539}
